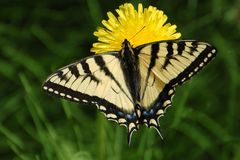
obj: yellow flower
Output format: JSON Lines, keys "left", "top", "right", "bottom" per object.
{"left": 91, "top": 3, "right": 181, "bottom": 54}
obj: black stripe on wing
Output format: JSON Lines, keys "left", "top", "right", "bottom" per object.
{"left": 163, "top": 41, "right": 174, "bottom": 69}
{"left": 141, "top": 43, "right": 160, "bottom": 99}
{"left": 80, "top": 59, "right": 101, "bottom": 83}
{"left": 149, "top": 43, "right": 159, "bottom": 70}
{"left": 177, "top": 41, "right": 185, "bottom": 55}
{"left": 69, "top": 65, "right": 80, "bottom": 78}
{"left": 169, "top": 40, "right": 217, "bottom": 86}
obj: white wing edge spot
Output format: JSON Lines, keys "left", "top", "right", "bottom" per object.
{"left": 157, "top": 109, "right": 164, "bottom": 115}
{"left": 150, "top": 119, "right": 158, "bottom": 126}
{"left": 82, "top": 99, "right": 88, "bottom": 103}
{"left": 48, "top": 88, "right": 53, "bottom": 92}
{"left": 60, "top": 93, "right": 65, "bottom": 97}
{"left": 66, "top": 95, "right": 72, "bottom": 99}
{"left": 194, "top": 67, "right": 199, "bottom": 72}
{"left": 107, "top": 113, "right": 117, "bottom": 119}
{"left": 199, "top": 63, "right": 204, "bottom": 67}
{"left": 168, "top": 89, "right": 174, "bottom": 95}
{"left": 129, "top": 122, "right": 135, "bottom": 131}
{"left": 99, "top": 105, "right": 106, "bottom": 111}
{"left": 163, "top": 100, "right": 171, "bottom": 107}
{"left": 43, "top": 86, "right": 48, "bottom": 90}
{"left": 73, "top": 97, "right": 80, "bottom": 101}
{"left": 189, "top": 72, "right": 194, "bottom": 77}
{"left": 204, "top": 57, "right": 208, "bottom": 62}
{"left": 181, "top": 77, "right": 186, "bottom": 82}
{"left": 118, "top": 118, "right": 127, "bottom": 123}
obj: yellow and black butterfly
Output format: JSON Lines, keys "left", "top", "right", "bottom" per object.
{"left": 42, "top": 39, "right": 216, "bottom": 144}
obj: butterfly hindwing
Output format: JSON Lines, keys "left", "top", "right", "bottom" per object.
{"left": 136, "top": 40, "right": 216, "bottom": 130}
{"left": 42, "top": 53, "right": 139, "bottom": 141}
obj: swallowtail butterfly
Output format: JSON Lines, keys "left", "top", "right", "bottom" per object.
{"left": 43, "top": 39, "right": 216, "bottom": 144}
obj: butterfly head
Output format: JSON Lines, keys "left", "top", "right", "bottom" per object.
{"left": 120, "top": 39, "right": 134, "bottom": 57}
{"left": 122, "top": 39, "right": 131, "bottom": 48}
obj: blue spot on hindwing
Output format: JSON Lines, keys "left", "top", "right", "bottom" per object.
{"left": 142, "top": 110, "right": 149, "bottom": 116}
{"left": 117, "top": 111, "right": 124, "bottom": 117}
{"left": 149, "top": 109, "right": 154, "bottom": 115}
{"left": 126, "top": 113, "right": 137, "bottom": 120}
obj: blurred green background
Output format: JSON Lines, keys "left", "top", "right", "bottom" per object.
{"left": 0, "top": 0, "right": 240, "bottom": 159}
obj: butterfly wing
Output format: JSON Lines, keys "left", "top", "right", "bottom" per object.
{"left": 136, "top": 40, "right": 217, "bottom": 132}
{"left": 42, "top": 53, "right": 139, "bottom": 141}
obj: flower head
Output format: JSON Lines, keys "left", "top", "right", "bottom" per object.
{"left": 91, "top": 3, "right": 181, "bottom": 54}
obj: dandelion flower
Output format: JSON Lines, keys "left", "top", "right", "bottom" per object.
{"left": 91, "top": 3, "right": 181, "bottom": 54}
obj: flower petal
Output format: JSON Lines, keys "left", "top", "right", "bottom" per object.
{"left": 91, "top": 3, "right": 181, "bottom": 54}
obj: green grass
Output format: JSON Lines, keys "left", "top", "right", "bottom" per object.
{"left": 0, "top": 0, "right": 240, "bottom": 159}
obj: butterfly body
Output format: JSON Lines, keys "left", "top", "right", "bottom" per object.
{"left": 120, "top": 39, "right": 141, "bottom": 105}
{"left": 43, "top": 39, "right": 216, "bottom": 144}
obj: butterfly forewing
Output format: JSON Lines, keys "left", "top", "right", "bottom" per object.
{"left": 43, "top": 53, "right": 139, "bottom": 135}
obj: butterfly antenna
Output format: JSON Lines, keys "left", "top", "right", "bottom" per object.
{"left": 129, "top": 26, "right": 146, "bottom": 41}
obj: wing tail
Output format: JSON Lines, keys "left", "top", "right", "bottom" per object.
{"left": 127, "top": 122, "right": 138, "bottom": 146}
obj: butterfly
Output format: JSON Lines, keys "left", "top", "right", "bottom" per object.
{"left": 42, "top": 39, "right": 216, "bottom": 144}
